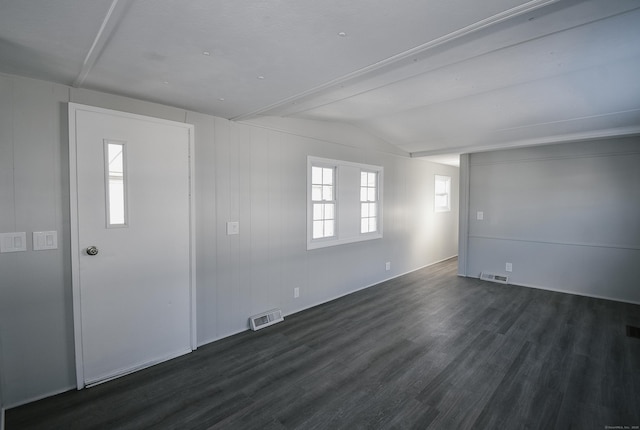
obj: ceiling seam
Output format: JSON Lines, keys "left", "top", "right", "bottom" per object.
{"left": 496, "top": 108, "right": 640, "bottom": 132}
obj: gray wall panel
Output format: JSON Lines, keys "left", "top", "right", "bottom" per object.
{"left": 464, "top": 138, "right": 640, "bottom": 303}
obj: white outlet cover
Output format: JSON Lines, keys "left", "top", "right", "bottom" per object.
{"left": 226, "top": 221, "right": 239, "bottom": 235}
{"left": 0, "top": 232, "right": 27, "bottom": 253}
{"left": 33, "top": 231, "right": 58, "bottom": 251}
{"left": 477, "top": 211, "right": 484, "bottom": 220}
{"left": 506, "top": 263, "right": 513, "bottom": 272}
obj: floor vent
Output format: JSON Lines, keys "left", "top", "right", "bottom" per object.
{"left": 626, "top": 325, "right": 640, "bottom": 339}
{"left": 249, "top": 309, "right": 284, "bottom": 331}
{"left": 480, "top": 272, "right": 509, "bottom": 284}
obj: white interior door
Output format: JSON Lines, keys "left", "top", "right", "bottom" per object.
{"left": 69, "top": 103, "right": 195, "bottom": 388}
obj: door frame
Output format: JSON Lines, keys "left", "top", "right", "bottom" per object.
{"left": 68, "top": 103, "right": 197, "bottom": 389}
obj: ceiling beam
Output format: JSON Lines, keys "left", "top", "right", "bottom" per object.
{"left": 231, "top": 0, "right": 561, "bottom": 121}
{"left": 72, "top": 0, "right": 133, "bottom": 88}
{"left": 410, "top": 125, "right": 640, "bottom": 157}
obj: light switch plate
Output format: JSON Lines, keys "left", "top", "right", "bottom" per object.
{"left": 33, "top": 231, "right": 58, "bottom": 251}
{"left": 477, "top": 211, "right": 484, "bottom": 220}
{"left": 0, "top": 232, "right": 27, "bottom": 253}
{"left": 226, "top": 221, "right": 239, "bottom": 235}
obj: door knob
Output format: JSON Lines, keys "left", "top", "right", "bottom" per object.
{"left": 86, "top": 246, "right": 99, "bottom": 256}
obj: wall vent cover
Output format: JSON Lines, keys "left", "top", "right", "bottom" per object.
{"left": 249, "top": 309, "right": 284, "bottom": 331}
{"left": 626, "top": 325, "right": 640, "bottom": 339}
{"left": 480, "top": 272, "right": 509, "bottom": 284}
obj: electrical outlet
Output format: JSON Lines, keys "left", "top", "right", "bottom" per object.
{"left": 385, "top": 262, "right": 391, "bottom": 271}
{"left": 294, "top": 287, "right": 300, "bottom": 298}
{"left": 226, "top": 221, "right": 239, "bottom": 235}
{"left": 477, "top": 211, "right": 484, "bottom": 220}
{"left": 506, "top": 262, "right": 513, "bottom": 272}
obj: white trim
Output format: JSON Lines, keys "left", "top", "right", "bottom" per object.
{"left": 85, "top": 348, "right": 191, "bottom": 388}
{"left": 68, "top": 103, "right": 196, "bottom": 390}
{"left": 457, "top": 154, "right": 470, "bottom": 277}
{"left": 469, "top": 276, "right": 640, "bottom": 306}
{"left": 411, "top": 125, "right": 640, "bottom": 158}
{"left": 68, "top": 104, "right": 83, "bottom": 389}
{"left": 188, "top": 127, "right": 197, "bottom": 351}
{"left": 468, "top": 234, "right": 640, "bottom": 252}
{"left": 2, "top": 385, "right": 75, "bottom": 410}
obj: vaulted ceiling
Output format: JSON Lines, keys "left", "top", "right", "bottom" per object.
{"left": 1, "top": 0, "right": 639, "bottom": 164}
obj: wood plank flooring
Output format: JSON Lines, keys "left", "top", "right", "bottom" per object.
{"left": 7, "top": 258, "right": 640, "bottom": 429}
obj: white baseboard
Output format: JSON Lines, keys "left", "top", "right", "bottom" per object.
{"left": 472, "top": 276, "right": 640, "bottom": 306}
{"left": 285, "top": 254, "right": 460, "bottom": 319}
{"left": 3, "top": 385, "right": 75, "bottom": 410}
{"left": 196, "top": 255, "right": 460, "bottom": 349}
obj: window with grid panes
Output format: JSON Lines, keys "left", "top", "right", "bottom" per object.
{"left": 311, "top": 165, "right": 336, "bottom": 239}
{"left": 360, "top": 170, "right": 378, "bottom": 233}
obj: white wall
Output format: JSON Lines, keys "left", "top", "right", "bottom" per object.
{"left": 459, "top": 138, "right": 640, "bottom": 303}
{"left": 0, "top": 72, "right": 459, "bottom": 407}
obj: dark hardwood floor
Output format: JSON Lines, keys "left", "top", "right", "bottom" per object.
{"left": 7, "top": 258, "right": 640, "bottom": 429}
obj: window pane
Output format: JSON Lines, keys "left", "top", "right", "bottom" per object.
{"left": 434, "top": 175, "right": 451, "bottom": 212}
{"left": 324, "top": 220, "right": 334, "bottom": 237}
{"left": 325, "top": 203, "right": 334, "bottom": 220}
{"left": 369, "top": 203, "right": 377, "bottom": 217}
{"left": 106, "top": 141, "right": 127, "bottom": 226}
{"left": 323, "top": 168, "right": 333, "bottom": 185}
{"left": 313, "top": 204, "right": 323, "bottom": 220}
{"left": 313, "top": 221, "right": 324, "bottom": 238}
{"left": 312, "top": 185, "right": 322, "bottom": 201}
{"left": 367, "top": 188, "right": 376, "bottom": 202}
{"left": 369, "top": 218, "right": 377, "bottom": 232}
{"left": 361, "top": 203, "right": 368, "bottom": 217}
{"left": 322, "top": 185, "right": 333, "bottom": 201}
{"left": 312, "top": 166, "right": 323, "bottom": 184}
{"left": 367, "top": 172, "right": 376, "bottom": 187}
{"left": 360, "top": 188, "right": 368, "bottom": 201}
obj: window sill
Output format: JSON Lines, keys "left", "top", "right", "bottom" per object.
{"left": 307, "top": 232, "right": 383, "bottom": 250}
